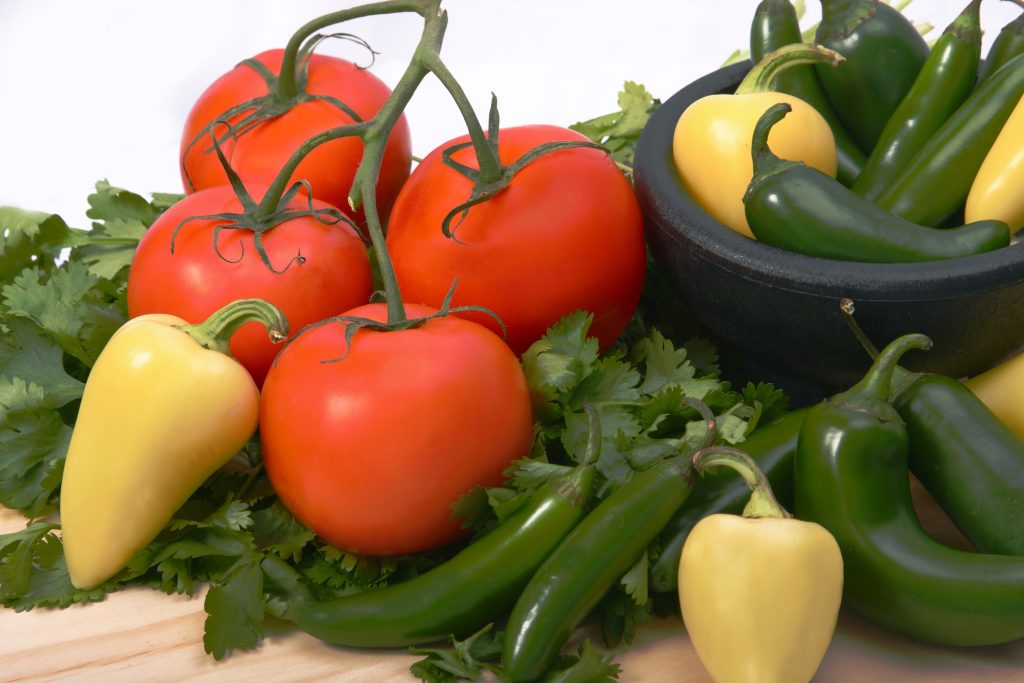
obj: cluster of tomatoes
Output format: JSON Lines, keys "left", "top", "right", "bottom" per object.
{"left": 124, "top": 33, "right": 647, "bottom": 557}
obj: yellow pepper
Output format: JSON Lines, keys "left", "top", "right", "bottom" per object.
{"left": 965, "top": 93, "right": 1024, "bottom": 233}
{"left": 60, "top": 298, "right": 287, "bottom": 590}
{"left": 678, "top": 446, "right": 843, "bottom": 683}
{"left": 674, "top": 44, "right": 840, "bottom": 239}
{"left": 965, "top": 350, "right": 1024, "bottom": 439}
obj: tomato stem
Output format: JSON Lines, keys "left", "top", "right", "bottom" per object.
{"left": 420, "top": 51, "right": 503, "bottom": 183}
{"left": 276, "top": 0, "right": 430, "bottom": 101}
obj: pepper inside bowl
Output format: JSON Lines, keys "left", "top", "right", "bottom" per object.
{"left": 634, "top": 60, "right": 1024, "bottom": 400}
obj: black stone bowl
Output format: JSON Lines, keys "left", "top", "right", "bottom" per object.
{"left": 634, "top": 60, "right": 1024, "bottom": 403}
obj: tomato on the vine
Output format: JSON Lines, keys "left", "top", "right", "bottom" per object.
{"left": 385, "top": 124, "right": 647, "bottom": 355}
{"left": 180, "top": 49, "right": 412, "bottom": 226}
{"left": 126, "top": 184, "right": 373, "bottom": 387}
{"left": 259, "top": 303, "right": 534, "bottom": 556}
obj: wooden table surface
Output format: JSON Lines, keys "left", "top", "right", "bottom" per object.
{"left": 3, "top": 487, "right": 1024, "bottom": 683}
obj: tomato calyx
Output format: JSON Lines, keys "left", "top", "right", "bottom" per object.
{"left": 180, "top": 33, "right": 377, "bottom": 194}
{"left": 437, "top": 97, "right": 609, "bottom": 241}
{"left": 172, "top": 123, "right": 360, "bottom": 275}
{"left": 278, "top": 280, "right": 505, "bottom": 364}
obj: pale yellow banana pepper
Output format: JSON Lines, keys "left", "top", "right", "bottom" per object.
{"left": 60, "top": 298, "right": 287, "bottom": 590}
{"left": 674, "top": 43, "right": 840, "bottom": 239}
{"left": 965, "top": 93, "right": 1024, "bottom": 233}
{"left": 965, "top": 350, "right": 1024, "bottom": 440}
{"left": 678, "top": 446, "right": 843, "bottom": 683}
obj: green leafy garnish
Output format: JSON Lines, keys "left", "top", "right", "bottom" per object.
{"left": 570, "top": 81, "right": 660, "bottom": 171}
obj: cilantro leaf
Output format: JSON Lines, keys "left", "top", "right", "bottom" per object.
{"left": 2, "top": 263, "right": 122, "bottom": 366}
{"left": 740, "top": 381, "right": 791, "bottom": 430}
{"left": 547, "top": 639, "right": 622, "bottom": 683}
{"left": 203, "top": 553, "right": 265, "bottom": 660}
{"left": 0, "top": 208, "right": 72, "bottom": 281}
{"left": 570, "top": 81, "right": 660, "bottom": 168}
{"left": 0, "top": 377, "right": 71, "bottom": 514}
{"left": 250, "top": 500, "right": 315, "bottom": 562}
{"left": 0, "top": 523, "right": 109, "bottom": 610}
{"left": 0, "top": 318, "right": 85, "bottom": 406}
{"left": 408, "top": 623, "right": 502, "bottom": 683}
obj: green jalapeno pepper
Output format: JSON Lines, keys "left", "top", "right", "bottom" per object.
{"left": 743, "top": 103, "right": 1010, "bottom": 262}
{"left": 875, "top": 52, "right": 1024, "bottom": 227}
{"left": 977, "top": 0, "right": 1024, "bottom": 84}
{"left": 750, "top": 0, "right": 865, "bottom": 184}
{"left": 841, "top": 300, "right": 1024, "bottom": 557}
{"left": 814, "top": 0, "right": 929, "bottom": 154}
{"left": 852, "top": 0, "right": 982, "bottom": 202}
{"left": 501, "top": 400, "right": 716, "bottom": 682}
{"left": 795, "top": 332, "right": 1024, "bottom": 646}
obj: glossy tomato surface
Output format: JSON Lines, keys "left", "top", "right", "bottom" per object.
{"left": 259, "top": 303, "right": 534, "bottom": 556}
{"left": 126, "top": 184, "right": 373, "bottom": 386}
{"left": 386, "top": 125, "right": 647, "bottom": 354}
{"left": 180, "top": 49, "right": 412, "bottom": 226}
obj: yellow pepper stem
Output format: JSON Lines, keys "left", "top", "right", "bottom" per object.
{"left": 735, "top": 42, "right": 845, "bottom": 95}
{"left": 692, "top": 446, "right": 791, "bottom": 519}
{"left": 178, "top": 298, "right": 290, "bottom": 356}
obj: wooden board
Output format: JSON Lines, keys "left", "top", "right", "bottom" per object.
{"left": 3, "top": 488, "right": 1024, "bottom": 682}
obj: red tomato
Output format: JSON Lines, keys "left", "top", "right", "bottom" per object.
{"left": 126, "top": 184, "right": 373, "bottom": 386}
{"left": 385, "top": 125, "right": 647, "bottom": 355}
{"left": 259, "top": 303, "right": 533, "bottom": 556}
{"left": 180, "top": 48, "right": 412, "bottom": 226}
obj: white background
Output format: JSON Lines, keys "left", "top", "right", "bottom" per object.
{"left": 0, "top": 0, "right": 1014, "bottom": 227}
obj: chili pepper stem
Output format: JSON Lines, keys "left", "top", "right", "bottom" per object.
{"left": 735, "top": 43, "right": 845, "bottom": 95}
{"left": 851, "top": 333, "right": 932, "bottom": 403}
{"left": 748, "top": 102, "right": 797, "bottom": 181}
{"left": 692, "top": 446, "right": 791, "bottom": 518}
{"left": 178, "top": 298, "right": 289, "bottom": 356}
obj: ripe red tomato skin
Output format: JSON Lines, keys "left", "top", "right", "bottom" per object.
{"left": 180, "top": 48, "right": 412, "bottom": 226}
{"left": 259, "top": 303, "right": 534, "bottom": 557}
{"left": 385, "top": 124, "right": 647, "bottom": 355}
{"left": 126, "top": 184, "right": 373, "bottom": 387}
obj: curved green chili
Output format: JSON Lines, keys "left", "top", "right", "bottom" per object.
{"left": 295, "top": 406, "right": 603, "bottom": 647}
{"left": 743, "top": 103, "right": 1010, "bottom": 262}
{"left": 841, "top": 302, "right": 1024, "bottom": 557}
{"left": 875, "top": 52, "right": 1024, "bottom": 227}
{"left": 977, "top": 1, "right": 1024, "bottom": 84}
{"left": 852, "top": 0, "right": 982, "bottom": 201}
{"left": 796, "top": 333, "right": 1024, "bottom": 646}
{"left": 896, "top": 372, "right": 1024, "bottom": 557}
{"left": 502, "top": 456, "right": 693, "bottom": 682}
{"left": 814, "top": 0, "right": 930, "bottom": 154}
{"left": 750, "top": 0, "right": 865, "bottom": 184}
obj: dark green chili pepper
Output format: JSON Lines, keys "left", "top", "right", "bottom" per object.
{"left": 841, "top": 299, "right": 1024, "bottom": 557}
{"left": 295, "top": 405, "right": 603, "bottom": 648}
{"left": 750, "top": 0, "right": 865, "bottom": 185}
{"left": 501, "top": 399, "right": 716, "bottom": 682}
{"left": 502, "top": 456, "right": 692, "bottom": 681}
{"left": 795, "top": 333, "right": 1024, "bottom": 646}
{"left": 896, "top": 373, "right": 1024, "bottom": 556}
{"left": 814, "top": 0, "right": 929, "bottom": 154}
{"left": 649, "top": 407, "right": 806, "bottom": 593}
{"left": 851, "top": 0, "right": 982, "bottom": 202}
{"left": 977, "top": 0, "right": 1024, "bottom": 84}
{"left": 743, "top": 103, "right": 1010, "bottom": 262}
{"left": 875, "top": 52, "right": 1024, "bottom": 227}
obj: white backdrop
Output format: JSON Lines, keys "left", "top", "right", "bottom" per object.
{"left": 0, "top": 0, "right": 1013, "bottom": 227}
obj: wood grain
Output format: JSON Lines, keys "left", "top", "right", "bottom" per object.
{"left": 3, "top": 482, "right": 1023, "bottom": 682}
